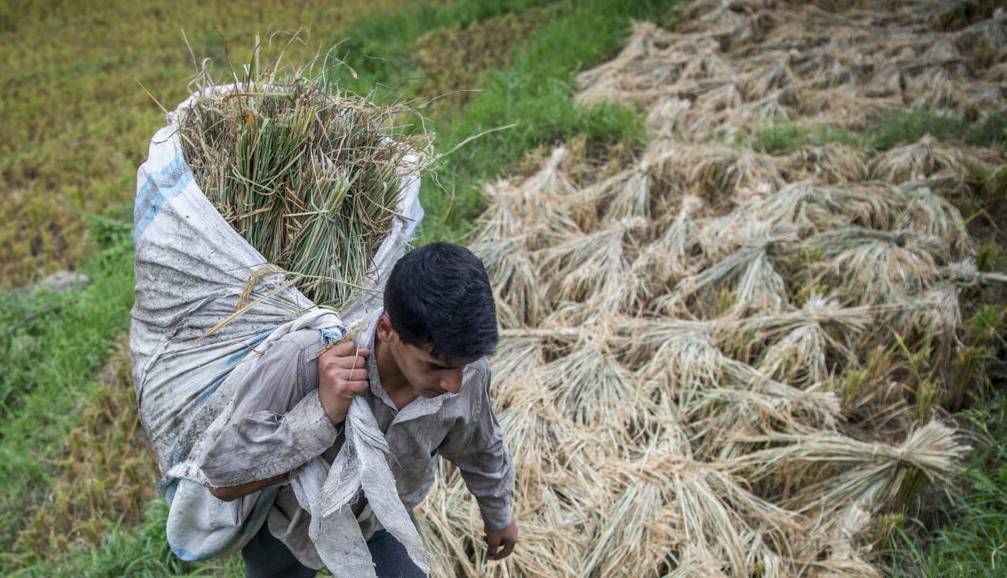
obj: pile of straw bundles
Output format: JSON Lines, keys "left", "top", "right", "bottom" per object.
{"left": 414, "top": 0, "right": 1006, "bottom": 576}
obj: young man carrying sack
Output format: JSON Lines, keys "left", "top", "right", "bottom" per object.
{"left": 197, "top": 242, "right": 518, "bottom": 577}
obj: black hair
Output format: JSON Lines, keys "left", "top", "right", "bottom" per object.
{"left": 384, "top": 242, "right": 498, "bottom": 361}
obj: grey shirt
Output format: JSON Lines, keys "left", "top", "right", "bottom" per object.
{"left": 197, "top": 312, "right": 515, "bottom": 562}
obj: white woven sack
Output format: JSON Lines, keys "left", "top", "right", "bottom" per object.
{"left": 130, "top": 84, "right": 429, "bottom": 575}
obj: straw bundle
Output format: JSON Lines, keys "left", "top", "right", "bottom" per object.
{"left": 178, "top": 72, "right": 422, "bottom": 309}
{"left": 576, "top": 2, "right": 1005, "bottom": 141}
{"left": 412, "top": 0, "right": 1005, "bottom": 576}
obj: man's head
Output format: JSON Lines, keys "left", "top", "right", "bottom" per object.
{"left": 377, "top": 242, "right": 498, "bottom": 397}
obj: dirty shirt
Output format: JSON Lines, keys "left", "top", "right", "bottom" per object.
{"left": 196, "top": 312, "right": 515, "bottom": 568}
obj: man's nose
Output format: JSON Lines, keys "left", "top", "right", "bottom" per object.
{"left": 439, "top": 369, "right": 464, "bottom": 394}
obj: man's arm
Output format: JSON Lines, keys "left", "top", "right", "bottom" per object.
{"left": 199, "top": 338, "right": 370, "bottom": 497}
{"left": 439, "top": 363, "right": 518, "bottom": 560}
{"left": 208, "top": 473, "right": 289, "bottom": 502}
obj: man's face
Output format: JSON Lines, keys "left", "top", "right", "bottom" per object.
{"left": 377, "top": 314, "right": 474, "bottom": 397}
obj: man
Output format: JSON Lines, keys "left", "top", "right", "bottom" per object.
{"left": 197, "top": 242, "right": 518, "bottom": 577}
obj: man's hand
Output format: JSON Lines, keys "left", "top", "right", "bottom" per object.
{"left": 484, "top": 520, "right": 517, "bottom": 561}
{"left": 318, "top": 341, "right": 370, "bottom": 426}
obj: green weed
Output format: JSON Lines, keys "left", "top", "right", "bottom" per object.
{"left": 868, "top": 109, "right": 1007, "bottom": 151}
{"left": 745, "top": 122, "right": 865, "bottom": 154}
{"left": 740, "top": 109, "right": 1007, "bottom": 156}
{"left": 0, "top": 230, "right": 133, "bottom": 567}
{"left": 887, "top": 394, "right": 1007, "bottom": 578}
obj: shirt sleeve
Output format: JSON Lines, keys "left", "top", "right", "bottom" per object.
{"left": 198, "top": 332, "right": 342, "bottom": 488}
{"left": 439, "top": 363, "right": 516, "bottom": 531}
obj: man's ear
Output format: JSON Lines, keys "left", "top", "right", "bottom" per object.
{"left": 376, "top": 313, "right": 397, "bottom": 343}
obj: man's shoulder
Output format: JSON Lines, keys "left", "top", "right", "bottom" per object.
{"left": 459, "top": 357, "right": 492, "bottom": 410}
{"left": 464, "top": 357, "right": 491, "bottom": 386}
{"left": 272, "top": 329, "right": 327, "bottom": 358}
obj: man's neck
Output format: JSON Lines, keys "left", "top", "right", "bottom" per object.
{"left": 374, "top": 337, "right": 414, "bottom": 407}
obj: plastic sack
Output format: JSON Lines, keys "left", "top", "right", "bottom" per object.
{"left": 130, "top": 84, "right": 428, "bottom": 575}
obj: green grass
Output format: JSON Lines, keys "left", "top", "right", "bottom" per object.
{"left": 0, "top": 219, "right": 134, "bottom": 565}
{"left": 8, "top": 500, "right": 248, "bottom": 578}
{"left": 745, "top": 109, "right": 1007, "bottom": 155}
{"left": 324, "top": 0, "right": 662, "bottom": 241}
{"left": 888, "top": 391, "right": 1007, "bottom": 578}
{"left": 869, "top": 109, "right": 1007, "bottom": 151}
{"left": 746, "top": 122, "right": 865, "bottom": 154}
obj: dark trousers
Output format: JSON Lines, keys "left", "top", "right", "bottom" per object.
{"left": 242, "top": 521, "right": 427, "bottom": 578}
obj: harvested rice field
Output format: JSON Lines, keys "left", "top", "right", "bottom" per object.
{"left": 416, "top": 1, "right": 1007, "bottom": 576}
{"left": 3, "top": 0, "right": 1007, "bottom": 576}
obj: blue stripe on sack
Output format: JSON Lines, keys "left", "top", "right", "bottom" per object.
{"left": 197, "top": 371, "right": 230, "bottom": 405}
{"left": 229, "top": 329, "right": 273, "bottom": 363}
{"left": 134, "top": 176, "right": 157, "bottom": 216}
{"left": 133, "top": 156, "right": 193, "bottom": 244}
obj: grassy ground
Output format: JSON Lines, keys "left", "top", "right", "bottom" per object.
{"left": 1, "top": 0, "right": 674, "bottom": 575}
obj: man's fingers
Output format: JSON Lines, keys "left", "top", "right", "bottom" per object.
{"left": 498, "top": 538, "right": 515, "bottom": 559}
{"left": 337, "top": 368, "right": 368, "bottom": 382}
{"left": 484, "top": 535, "right": 503, "bottom": 560}
{"left": 324, "top": 353, "right": 370, "bottom": 370}
{"left": 320, "top": 343, "right": 369, "bottom": 361}
{"left": 332, "top": 376, "right": 369, "bottom": 395}
{"left": 344, "top": 379, "right": 370, "bottom": 395}
{"left": 323, "top": 340, "right": 356, "bottom": 357}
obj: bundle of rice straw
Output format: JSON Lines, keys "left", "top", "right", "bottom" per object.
{"left": 418, "top": 0, "right": 1007, "bottom": 576}
{"left": 178, "top": 61, "right": 424, "bottom": 310}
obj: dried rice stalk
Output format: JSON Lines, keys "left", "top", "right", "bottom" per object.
{"left": 490, "top": 333, "right": 546, "bottom": 386}
{"left": 660, "top": 224, "right": 795, "bottom": 315}
{"left": 870, "top": 136, "right": 964, "bottom": 183}
{"left": 795, "top": 144, "right": 869, "bottom": 184}
{"left": 497, "top": 381, "right": 580, "bottom": 491}
{"left": 805, "top": 227, "right": 945, "bottom": 303}
{"left": 536, "top": 338, "right": 655, "bottom": 443}
{"left": 613, "top": 315, "right": 718, "bottom": 366}
{"left": 538, "top": 218, "right": 648, "bottom": 314}
{"left": 810, "top": 503, "right": 883, "bottom": 578}
{"left": 731, "top": 420, "right": 968, "bottom": 517}
{"left": 473, "top": 235, "right": 542, "bottom": 326}
{"left": 634, "top": 194, "right": 704, "bottom": 285}
{"left": 940, "top": 258, "right": 1007, "bottom": 286}
{"left": 579, "top": 481, "right": 676, "bottom": 577}
{"left": 896, "top": 183, "right": 973, "bottom": 258}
